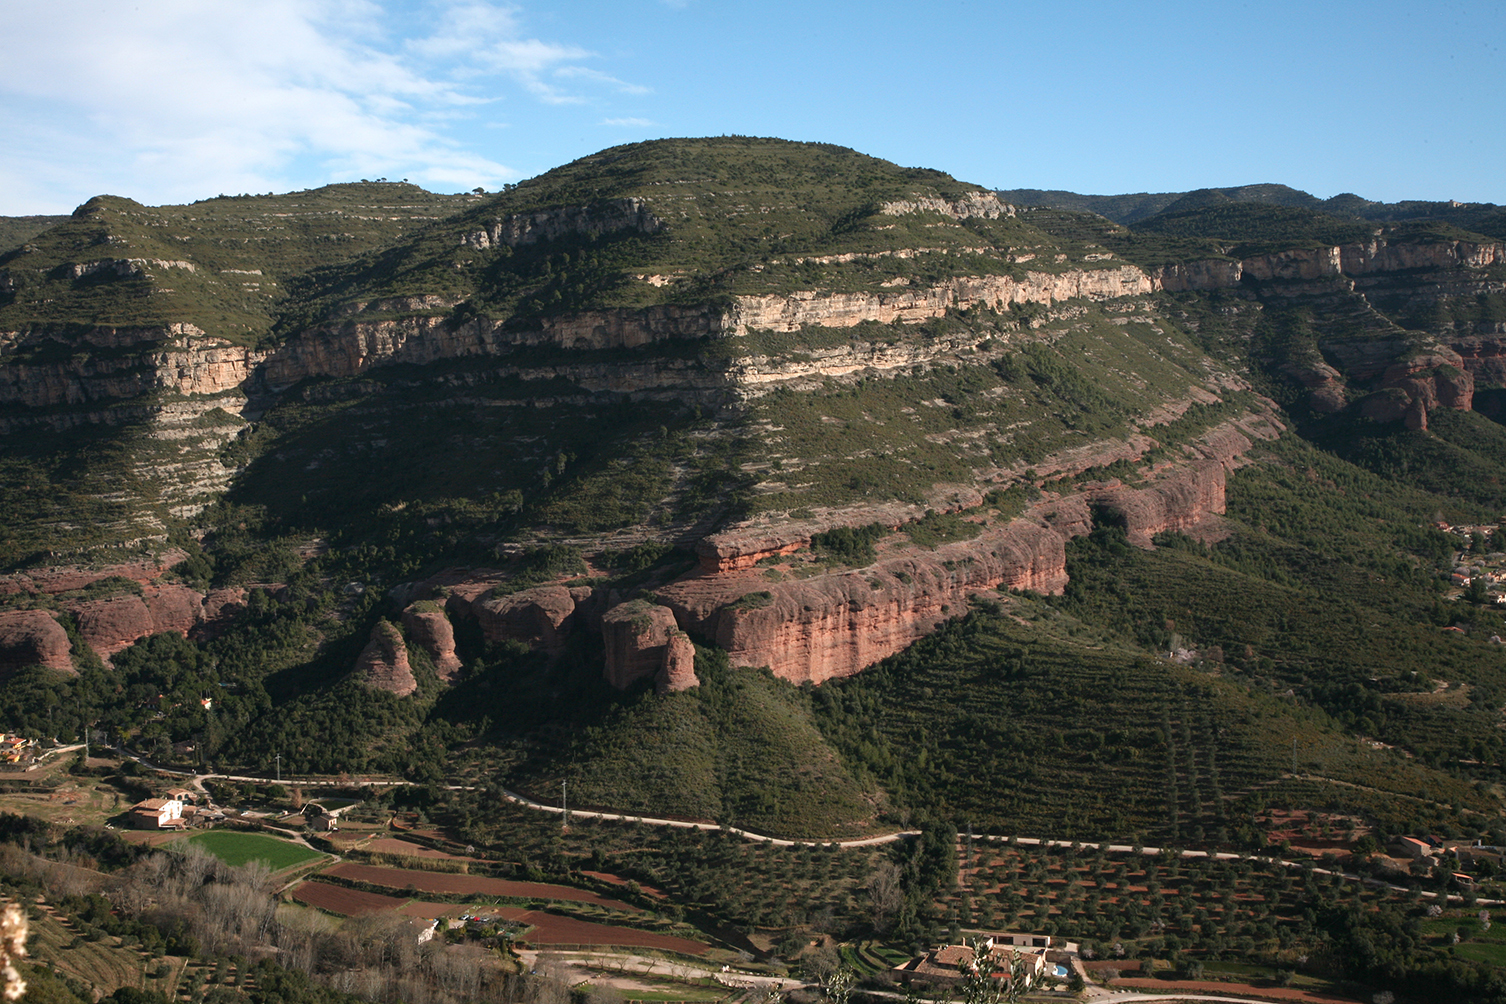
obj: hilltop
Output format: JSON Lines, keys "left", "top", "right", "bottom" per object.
{"left": 1, "top": 137, "right": 1506, "bottom": 870}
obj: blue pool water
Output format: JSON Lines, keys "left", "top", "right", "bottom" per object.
{"left": 1053, "top": 965, "right": 1069, "bottom": 978}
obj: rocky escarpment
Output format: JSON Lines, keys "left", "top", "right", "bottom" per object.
{"left": 460, "top": 198, "right": 663, "bottom": 250}
{"left": 70, "top": 584, "right": 245, "bottom": 662}
{"left": 401, "top": 603, "right": 463, "bottom": 681}
{"left": 654, "top": 417, "right": 1271, "bottom": 685}
{"left": 0, "top": 554, "right": 247, "bottom": 666}
{"left": 260, "top": 303, "right": 732, "bottom": 390}
{"left": 353, "top": 620, "right": 416, "bottom": 696}
{"left": 461, "top": 584, "right": 599, "bottom": 654}
{"left": 0, "top": 610, "right": 73, "bottom": 675}
{"left": 729, "top": 267, "right": 1156, "bottom": 333}
{"left": 1148, "top": 236, "right": 1505, "bottom": 292}
{"left": 601, "top": 600, "right": 698, "bottom": 693}
{"left": 0, "top": 324, "right": 262, "bottom": 413}
{"left": 879, "top": 192, "right": 1014, "bottom": 220}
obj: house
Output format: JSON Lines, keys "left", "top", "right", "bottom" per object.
{"left": 165, "top": 787, "right": 197, "bottom": 803}
{"left": 902, "top": 938, "right": 1049, "bottom": 989}
{"left": 301, "top": 802, "right": 338, "bottom": 832}
{"left": 127, "top": 798, "right": 185, "bottom": 829}
{"left": 1393, "top": 837, "right": 1433, "bottom": 860}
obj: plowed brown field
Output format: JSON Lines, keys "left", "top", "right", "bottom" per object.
{"left": 293, "top": 881, "right": 407, "bottom": 915}
{"left": 493, "top": 908, "right": 708, "bottom": 954}
{"left": 324, "top": 863, "right": 638, "bottom": 911}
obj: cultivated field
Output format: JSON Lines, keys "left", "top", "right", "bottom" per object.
{"left": 292, "top": 881, "right": 408, "bottom": 915}
{"left": 189, "top": 830, "right": 325, "bottom": 870}
{"left": 362, "top": 837, "right": 471, "bottom": 860}
{"left": 492, "top": 907, "right": 709, "bottom": 954}
{"left": 325, "top": 862, "right": 638, "bottom": 909}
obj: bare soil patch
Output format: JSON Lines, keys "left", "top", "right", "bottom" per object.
{"left": 494, "top": 907, "right": 708, "bottom": 955}
{"left": 1111, "top": 977, "right": 1361, "bottom": 1003}
{"left": 397, "top": 901, "right": 465, "bottom": 920}
{"left": 364, "top": 837, "right": 471, "bottom": 860}
{"left": 292, "top": 881, "right": 407, "bottom": 915}
{"left": 325, "top": 863, "right": 639, "bottom": 910}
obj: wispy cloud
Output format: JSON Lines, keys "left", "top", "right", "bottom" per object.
{"left": 556, "top": 67, "right": 652, "bottom": 95}
{"left": 0, "top": 0, "right": 647, "bottom": 211}
{"left": 602, "top": 118, "right": 658, "bottom": 128}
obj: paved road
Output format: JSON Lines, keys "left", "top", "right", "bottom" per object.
{"left": 500, "top": 787, "right": 920, "bottom": 848}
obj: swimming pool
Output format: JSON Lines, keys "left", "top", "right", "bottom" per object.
{"left": 1053, "top": 964, "right": 1069, "bottom": 978}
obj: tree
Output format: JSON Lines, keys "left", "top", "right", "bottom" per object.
{"left": 824, "top": 967, "right": 855, "bottom": 1004}
{"left": 867, "top": 861, "right": 904, "bottom": 933}
{"left": 958, "top": 939, "right": 1028, "bottom": 1004}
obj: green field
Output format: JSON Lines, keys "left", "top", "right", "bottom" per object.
{"left": 187, "top": 830, "right": 325, "bottom": 870}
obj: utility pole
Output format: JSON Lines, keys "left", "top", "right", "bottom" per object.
{"left": 561, "top": 779, "right": 568, "bottom": 829}
{"left": 274, "top": 753, "right": 282, "bottom": 784}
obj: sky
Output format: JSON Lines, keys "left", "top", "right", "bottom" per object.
{"left": 1, "top": 0, "right": 1503, "bottom": 215}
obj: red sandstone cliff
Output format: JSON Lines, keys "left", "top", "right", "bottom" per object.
{"left": 600, "top": 600, "right": 699, "bottom": 693}
{"left": 654, "top": 418, "right": 1268, "bottom": 685}
{"left": 353, "top": 621, "right": 417, "bottom": 697}
{"left": 402, "top": 604, "right": 463, "bottom": 682}
{"left": 0, "top": 610, "right": 73, "bottom": 675}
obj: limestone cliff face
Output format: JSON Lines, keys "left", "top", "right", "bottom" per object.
{"left": 260, "top": 304, "right": 731, "bottom": 389}
{"left": 1147, "top": 236, "right": 1506, "bottom": 294}
{"left": 0, "top": 324, "right": 262, "bottom": 410}
{"left": 728, "top": 267, "right": 1156, "bottom": 333}
{"left": 0, "top": 610, "right": 73, "bottom": 675}
{"left": 878, "top": 192, "right": 1014, "bottom": 220}
{"left": 353, "top": 621, "right": 417, "bottom": 697}
{"left": 461, "top": 198, "right": 663, "bottom": 250}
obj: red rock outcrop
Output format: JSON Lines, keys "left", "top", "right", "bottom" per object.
{"left": 1282, "top": 361, "right": 1348, "bottom": 413}
{"left": 0, "top": 610, "right": 74, "bottom": 675}
{"left": 199, "top": 588, "right": 248, "bottom": 633}
{"left": 601, "top": 601, "right": 698, "bottom": 692}
{"left": 354, "top": 621, "right": 417, "bottom": 697}
{"left": 0, "top": 553, "right": 186, "bottom": 597}
{"left": 67, "top": 584, "right": 222, "bottom": 662}
{"left": 659, "top": 517, "right": 1070, "bottom": 685}
{"left": 465, "top": 585, "right": 594, "bottom": 654}
{"left": 654, "top": 419, "right": 1267, "bottom": 686}
{"left": 659, "top": 631, "right": 699, "bottom": 694}
{"left": 71, "top": 596, "right": 155, "bottom": 661}
{"left": 402, "top": 603, "right": 463, "bottom": 682}
{"left": 1451, "top": 333, "right": 1506, "bottom": 389}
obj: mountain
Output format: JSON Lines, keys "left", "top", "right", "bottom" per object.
{"left": 2, "top": 136, "right": 1506, "bottom": 862}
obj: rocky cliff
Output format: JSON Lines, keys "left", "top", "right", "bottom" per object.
{"left": 401, "top": 603, "right": 463, "bottom": 681}
{"left": 0, "top": 610, "right": 73, "bottom": 675}
{"left": 353, "top": 620, "right": 417, "bottom": 696}
{"left": 601, "top": 600, "right": 698, "bottom": 693}
{"left": 651, "top": 417, "right": 1270, "bottom": 684}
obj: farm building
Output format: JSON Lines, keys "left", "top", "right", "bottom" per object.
{"left": 128, "top": 798, "right": 185, "bottom": 829}
{"left": 900, "top": 938, "right": 1049, "bottom": 988}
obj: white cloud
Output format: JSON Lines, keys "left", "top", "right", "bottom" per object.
{"left": 556, "top": 67, "right": 652, "bottom": 95}
{"left": 0, "top": 0, "right": 641, "bottom": 212}
{"left": 602, "top": 118, "right": 658, "bottom": 128}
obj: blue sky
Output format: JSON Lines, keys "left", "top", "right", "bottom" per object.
{"left": 1, "top": 0, "right": 1502, "bottom": 215}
